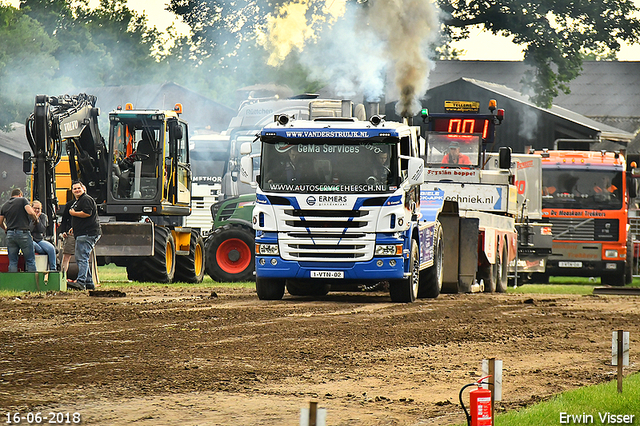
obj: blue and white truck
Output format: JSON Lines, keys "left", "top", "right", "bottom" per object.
{"left": 240, "top": 113, "right": 445, "bottom": 302}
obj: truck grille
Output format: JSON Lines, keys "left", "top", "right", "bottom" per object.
{"left": 549, "top": 218, "right": 619, "bottom": 242}
{"left": 279, "top": 208, "right": 377, "bottom": 261}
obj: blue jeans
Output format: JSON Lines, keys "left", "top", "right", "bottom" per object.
{"left": 7, "top": 230, "right": 37, "bottom": 272}
{"left": 75, "top": 235, "right": 101, "bottom": 288}
{"left": 34, "top": 240, "right": 57, "bottom": 271}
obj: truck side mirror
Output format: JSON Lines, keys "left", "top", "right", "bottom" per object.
{"left": 499, "top": 146, "right": 512, "bottom": 169}
{"left": 240, "top": 156, "right": 254, "bottom": 185}
{"left": 23, "top": 151, "right": 32, "bottom": 174}
{"left": 628, "top": 174, "right": 637, "bottom": 198}
{"left": 240, "top": 142, "right": 252, "bottom": 156}
{"left": 407, "top": 157, "right": 425, "bottom": 186}
{"left": 171, "top": 123, "right": 183, "bottom": 140}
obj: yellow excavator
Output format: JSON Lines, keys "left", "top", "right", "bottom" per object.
{"left": 24, "top": 93, "right": 205, "bottom": 283}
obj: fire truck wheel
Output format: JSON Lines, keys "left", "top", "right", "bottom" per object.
{"left": 286, "top": 279, "right": 330, "bottom": 296}
{"left": 389, "top": 239, "right": 419, "bottom": 303}
{"left": 127, "top": 226, "right": 176, "bottom": 283}
{"left": 205, "top": 224, "right": 255, "bottom": 282}
{"left": 496, "top": 244, "right": 508, "bottom": 293}
{"left": 256, "top": 277, "right": 285, "bottom": 300}
{"left": 174, "top": 230, "right": 205, "bottom": 283}
{"left": 418, "top": 224, "right": 443, "bottom": 299}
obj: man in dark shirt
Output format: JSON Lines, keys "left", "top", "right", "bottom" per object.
{"left": 0, "top": 189, "right": 38, "bottom": 272}
{"left": 67, "top": 181, "right": 101, "bottom": 290}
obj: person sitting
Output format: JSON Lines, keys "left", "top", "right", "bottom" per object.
{"left": 593, "top": 176, "right": 617, "bottom": 194}
{"left": 30, "top": 200, "right": 57, "bottom": 271}
{"left": 442, "top": 141, "right": 471, "bottom": 165}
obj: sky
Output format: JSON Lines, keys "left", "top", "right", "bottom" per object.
{"left": 5, "top": 0, "right": 640, "bottom": 61}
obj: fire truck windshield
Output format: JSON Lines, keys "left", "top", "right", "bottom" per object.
{"left": 541, "top": 169, "right": 623, "bottom": 210}
{"left": 260, "top": 140, "right": 398, "bottom": 193}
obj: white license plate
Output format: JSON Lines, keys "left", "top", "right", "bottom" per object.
{"left": 558, "top": 261, "right": 582, "bottom": 268}
{"left": 311, "top": 271, "right": 344, "bottom": 279}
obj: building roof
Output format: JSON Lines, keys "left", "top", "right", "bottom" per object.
{"left": 84, "top": 82, "right": 236, "bottom": 132}
{"left": 429, "top": 60, "right": 640, "bottom": 118}
{"left": 463, "top": 78, "right": 635, "bottom": 143}
{"left": 0, "top": 123, "right": 29, "bottom": 160}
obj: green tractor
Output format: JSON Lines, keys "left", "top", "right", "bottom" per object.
{"left": 204, "top": 193, "right": 256, "bottom": 282}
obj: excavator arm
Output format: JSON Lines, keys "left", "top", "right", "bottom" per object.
{"left": 24, "top": 93, "right": 108, "bottom": 238}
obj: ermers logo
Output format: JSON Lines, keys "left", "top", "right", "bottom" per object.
{"left": 318, "top": 195, "right": 348, "bottom": 205}
{"left": 306, "top": 196, "right": 316, "bottom": 206}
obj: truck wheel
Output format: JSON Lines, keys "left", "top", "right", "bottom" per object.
{"left": 496, "top": 244, "right": 508, "bottom": 293}
{"left": 389, "top": 239, "right": 419, "bottom": 303}
{"left": 286, "top": 279, "right": 330, "bottom": 296}
{"left": 256, "top": 277, "right": 285, "bottom": 300}
{"left": 601, "top": 272, "right": 626, "bottom": 286}
{"left": 418, "top": 224, "right": 443, "bottom": 298}
{"left": 127, "top": 226, "right": 176, "bottom": 283}
{"left": 205, "top": 224, "right": 255, "bottom": 282}
{"left": 480, "top": 261, "right": 497, "bottom": 293}
{"left": 174, "top": 230, "right": 205, "bottom": 283}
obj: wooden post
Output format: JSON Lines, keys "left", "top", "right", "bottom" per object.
{"left": 617, "top": 330, "right": 624, "bottom": 393}
{"left": 309, "top": 400, "right": 318, "bottom": 426}
{"left": 488, "top": 358, "right": 495, "bottom": 426}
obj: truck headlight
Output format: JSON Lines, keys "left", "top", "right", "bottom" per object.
{"left": 256, "top": 243, "right": 279, "bottom": 255}
{"left": 375, "top": 244, "right": 403, "bottom": 256}
{"left": 604, "top": 250, "right": 618, "bottom": 258}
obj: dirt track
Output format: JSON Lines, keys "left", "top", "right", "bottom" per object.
{"left": 1, "top": 286, "right": 639, "bottom": 425}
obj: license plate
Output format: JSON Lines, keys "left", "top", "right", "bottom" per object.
{"left": 558, "top": 261, "right": 582, "bottom": 268}
{"left": 311, "top": 271, "right": 344, "bottom": 279}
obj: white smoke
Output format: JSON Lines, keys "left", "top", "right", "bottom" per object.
{"left": 263, "top": 0, "right": 439, "bottom": 117}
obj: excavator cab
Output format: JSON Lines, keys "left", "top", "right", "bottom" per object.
{"left": 105, "top": 105, "right": 191, "bottom": 220}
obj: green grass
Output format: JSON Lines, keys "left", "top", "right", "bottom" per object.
{"left": 451, "top": 373, "right": 640, "bottom": 426}
{"left": 97, "top": 264, "right": 255, "bottom": 288}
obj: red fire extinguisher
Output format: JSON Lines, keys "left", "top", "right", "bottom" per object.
{"left": 459, "top": 375, "right": 492, "bottom": 426}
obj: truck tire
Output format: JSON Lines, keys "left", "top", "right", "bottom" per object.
{"left": 256, "top": 277, "right": 285, "bottom": 300}
{"left": 174, "top": 230, "right": 205, "bottom": 283}
{"left": 205, "top": 224, "right": 255, "bottom": 282}
{"left": 480, "top": 261, "right": 497, "bottom": 293}
{"left": 389, "top": 239, "right": 419, "bottom": 303}
{"left": 496, "top": 244, "right": 508, "bottom": 293}
{"left": 601, "top": 272, "right": 626, "bottom": 286}
{"left": 127, "top": 226, "right": 176, "bottom": 283}
{"left": 418, "top": 224, "right": 443, "bottom": 299}
{"left": 286, "top": 279, "right": 330, "bottom": 297}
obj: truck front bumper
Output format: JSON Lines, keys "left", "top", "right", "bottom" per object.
{"left": 255, "top": 256, "right": 406, "bottom": 281}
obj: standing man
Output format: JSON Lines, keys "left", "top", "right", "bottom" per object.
{"left": 67, "top": 181, "right": 101, "bottom": 290}
{"left": 0, "top": 189, "right": 38, "bottom": 272}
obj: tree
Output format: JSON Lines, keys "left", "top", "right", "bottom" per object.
{"left": 436, "top": 0, "right": 640, "bottom": 107}
{"left": 20, "top": 0, "right": 169, "bottom": 88}
{"left": 169, "top": 0, "right": 640, "bottom": 108}
{"left": 0, "top": 4, "right": 59, "bottom": 131}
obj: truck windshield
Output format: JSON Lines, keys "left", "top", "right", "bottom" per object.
{"left": 424, "top": 133, "right": 481, "bottom": 167}
{"left": 190, "top": 135, "right": 230, "bottom": 186}
{"left": 260, "top": 140, "right": 398, "bottom": 193}
{"left": 541, "top": 169, "right": 623, "bottom": 210}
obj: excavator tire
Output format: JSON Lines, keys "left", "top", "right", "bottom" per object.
{"left": 205, "top": 224, "right": 255, "bottom": 282}
{"left": 126, "top": 226, "right": 176, "bottom": 283}
{"left": 174, "top": 230, "right": 205, "bottom": 283}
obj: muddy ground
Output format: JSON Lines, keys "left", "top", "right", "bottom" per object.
{"left": 1, "top": 286, "right": 639, "bottom": 426}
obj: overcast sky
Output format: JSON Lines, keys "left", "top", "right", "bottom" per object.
{"left": 5, "top": 0, "right": 640, "bottom": 60}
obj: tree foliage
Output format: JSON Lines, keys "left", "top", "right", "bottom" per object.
{"left": 169, "top": 0, "right": 640, "bottom": 108}
{"left": 20, "top": 0, "right": 169, "bottom": 87}
{"left": 436, "top": 0, "right": 640, "bottom": 107}
{"left": 0, "top": 4, "right": 59, "bottom": 130}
